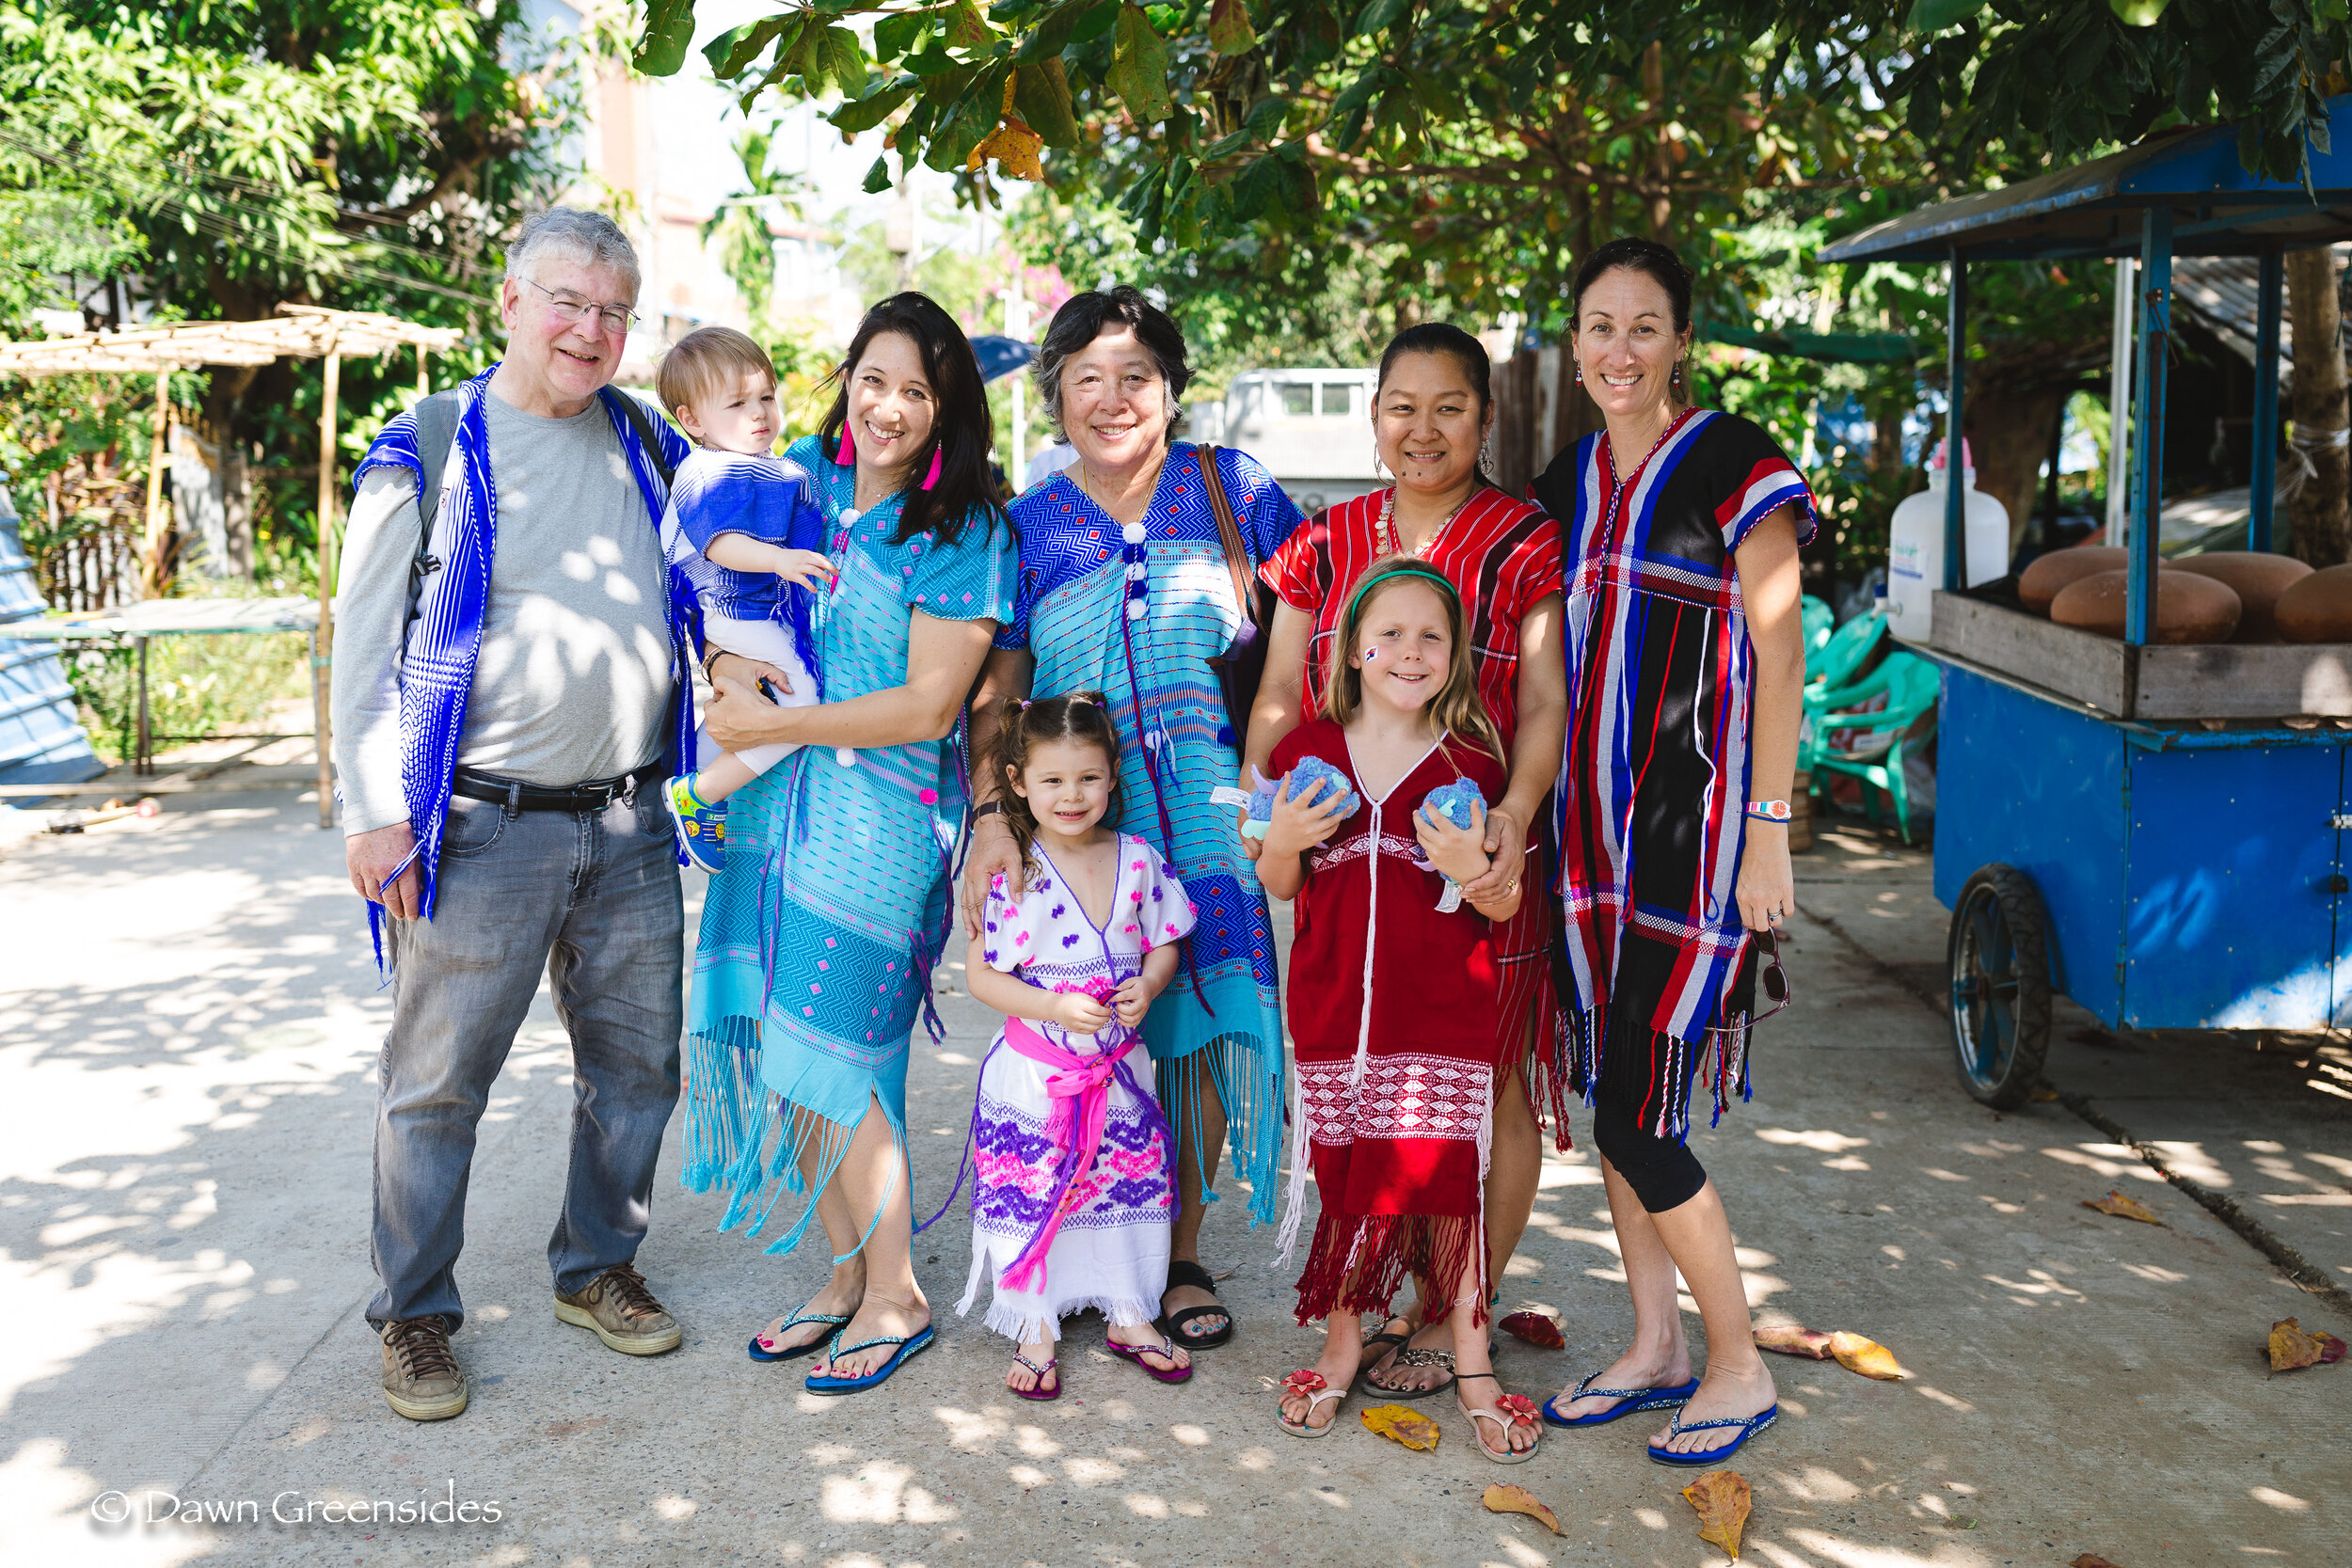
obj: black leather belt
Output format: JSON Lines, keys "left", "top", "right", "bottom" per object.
{"left": 451, "top": 761, "right": 663, "bottom": 813}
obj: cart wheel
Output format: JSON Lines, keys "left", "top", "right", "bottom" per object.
{"left": 1947, "top": 863, "right": 2052, "bottom": 1110}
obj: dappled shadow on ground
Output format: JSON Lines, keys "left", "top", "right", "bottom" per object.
{"left": 0, "top": 792, "right": 2340, "bottom": 1565}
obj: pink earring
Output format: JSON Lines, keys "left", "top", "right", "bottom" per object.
{"left": 920, "top": 446, "right": 943, "bottom": 491}
{"left": 836, "top": 427, "right": 855, "bottom": 466}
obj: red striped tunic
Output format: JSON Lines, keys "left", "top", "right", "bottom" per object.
{"left": 1260, "top": 486, "right": 1568, "bottom": 1130}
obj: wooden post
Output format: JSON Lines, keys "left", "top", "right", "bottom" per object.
{"left": 314, "top": 342, "right": 342, "bottom": 829}
{"left": 142, "top": 372, "right": 170, "bottom": 598}
{"left": 2124, "top": 208, "right": 2172, "bottom": 647}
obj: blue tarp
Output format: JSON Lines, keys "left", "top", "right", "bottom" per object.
{"left": 0, "top": 488, "right": 103, "bottom": 786}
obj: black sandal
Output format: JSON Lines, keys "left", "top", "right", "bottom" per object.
{"left": 1354, "top": 1315, "right": 1413, "bottom": 1389}
{"left": 1155, "top": 1259, "right": 1233, "bottom": 1349}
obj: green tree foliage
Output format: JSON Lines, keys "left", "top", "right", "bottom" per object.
{"left": 1, "top": 3, "right": 599, "bottom": 562}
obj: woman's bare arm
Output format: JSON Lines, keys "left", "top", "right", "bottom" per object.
{"left": 961, "top": 646, "right": 1037, "bottom": 933}
{"left": 1461, "top": 592, "right": 1565, "bottom": 905}
{"left": 704, "top": 610, "right": 995, "bottom": 752}
{"left": 1732, "top": 507, "right": 1805, "bottom": 933}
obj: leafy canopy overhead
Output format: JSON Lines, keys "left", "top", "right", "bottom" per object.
{"left": 634, "top": 1, "right": 2351, "bottom": 253}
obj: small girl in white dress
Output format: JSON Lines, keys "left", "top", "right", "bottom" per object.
{"left": 958, "top": 691, "right": 1199, "bottom": 1399}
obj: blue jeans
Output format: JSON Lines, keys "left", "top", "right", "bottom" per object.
{"left": 368, "top": 785, "right": 683, "bottom": 1330}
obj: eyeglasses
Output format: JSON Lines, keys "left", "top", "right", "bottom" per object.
{"left": 518, "top": 277, "right": 639, "bottom": 336}
{"left": 1750, "top": 927, "right": 1792, "bottom": 1023}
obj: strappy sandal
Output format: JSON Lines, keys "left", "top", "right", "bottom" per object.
{"left": 1155, "top": 1259, "right": 1232, "bottom": 1349}
{"left": 1364, "top": 1344, "right": 1455, "bottom": 1401}
{"left": 803, "top": 1323, "right": 935, "bottom": 1396}
{"left": 1456, "top": 1372, "right": 1542, "bottom": 1465}
{"left": 1353, "top": 1315, "right": 1413, "bottom": 1389}
{"left": 1277, "top": 1370, "right": 1346, "bottom": 1438}
{"left": 746, "top": 1303, "right": 850, "bottom": 1363}
{"left": 1009, "top": 1352, "right": 1060, "bottom": 1402}
{"left": 1106, "top": 1331, "right": 1192, "bottom": 1384}
{"left": 1646, "top": 1403, "right": 1779, "bottom": 1467}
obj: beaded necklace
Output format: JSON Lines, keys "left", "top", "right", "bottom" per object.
{"left": 1376, "top": 483, "right": 1477, "bottom": 561}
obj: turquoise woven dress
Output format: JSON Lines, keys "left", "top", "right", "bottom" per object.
{"left": 686, "top": 435, "right": 1014, "bottom": 1257}
{"left": 998, "top": 443, "right": 1304, "bottom": 1224}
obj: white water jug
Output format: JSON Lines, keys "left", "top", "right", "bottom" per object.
{"left": 1886, "top": 438, "right": 2010, "bottom": 645}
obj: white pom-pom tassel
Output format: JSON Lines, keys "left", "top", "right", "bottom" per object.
{"left": 834, "top": 748, "right": 856, "bottom": 768}
{"left": 1125, "top": 562, "right": 1147, "bottom": 582}
{"left": 1125, "top": 599, "right": 1145, "bottom": 621}
{"left": 1121, "top": 521, "right": 1147, "bottom": 544}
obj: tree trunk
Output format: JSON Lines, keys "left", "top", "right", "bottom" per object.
{"left": 1642, "top": 44, "right": 1671, "bottom": 241}
{"left": 1962, "top": 383, "right": 2071, "bottom": 554}
{"left": 2286, "top": 245, "right": 2350, "bottom": 566}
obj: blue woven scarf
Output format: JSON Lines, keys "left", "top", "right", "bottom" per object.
{"left": 351, "top": 366, "right": 698, "bottom": 958}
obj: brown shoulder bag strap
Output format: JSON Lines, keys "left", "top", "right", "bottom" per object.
{"left": 1197, "top": 444, "right": 1259, "bottom": 631}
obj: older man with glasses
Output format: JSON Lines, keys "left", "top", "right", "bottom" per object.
{"left": 331, "top": 207, "right": 699, "bottom": 1421}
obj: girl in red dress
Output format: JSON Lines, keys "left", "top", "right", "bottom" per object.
{"left": 1260, "top": 561, "right": 1543, "bottom": 1464}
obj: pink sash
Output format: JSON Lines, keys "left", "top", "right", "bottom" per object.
{"left": 995, "top": 1017, "right": 1142, "bottom": 1292}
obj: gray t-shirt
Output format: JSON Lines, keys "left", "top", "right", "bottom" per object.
{"left": 331, "top": 388, "right": 675, "bottom": 834}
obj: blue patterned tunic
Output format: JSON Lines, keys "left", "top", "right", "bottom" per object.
{"left": 998, "top": 443, "right": 1303, "bottom": 1223}
{"left": 686, "top": 435, "right": 1015, "bottom": 1256}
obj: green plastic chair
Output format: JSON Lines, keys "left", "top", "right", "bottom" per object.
{"left": 1804, "top": 606, "right": 1884, "bottom": 701}
{"left": 1801, "top": 594, "right": 1836, "bottom": 658}
{"left": 1810, "top": 649, "right": 1939, "bottom": 844}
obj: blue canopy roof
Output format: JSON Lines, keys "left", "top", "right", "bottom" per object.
{"left": 969, "top": 334, "right": 1035, "bottom": 384}
{"left": 1822, "top": 101, "right": 2352, "bottom": 263}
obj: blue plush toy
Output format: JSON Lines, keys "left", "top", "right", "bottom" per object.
{"left": 1421, "top": 776, "right": 1486, "bottom": 832}
{"left": 1213, "top": 757, "right": 1361, "bottom": 840}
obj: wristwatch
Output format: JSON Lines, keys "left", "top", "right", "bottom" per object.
{"left": 1745, "top": 799, "right": 1792, "bottom": 822}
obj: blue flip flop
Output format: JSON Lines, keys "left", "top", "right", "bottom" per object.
{"left": 1646, "top": 1404, "right": 1778, "bottom": 1466}
{"left": 746, "top": 1306, "right": 850, "bottom": 1363}
{"left": 1543, "top": 1372, "right": 1700, "bottom": 1427}
{"left": 803, "top": 1323, "right": 936, "bottom": 1396}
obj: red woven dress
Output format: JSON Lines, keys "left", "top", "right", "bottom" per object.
{"left": 1260, "top": 488, "right": 1569, "bottom": 1135}
{"left": 1270, "top": 719, "right": 1511, "bottom": 1325}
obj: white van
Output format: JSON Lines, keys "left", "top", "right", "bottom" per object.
{"left": 1217, "top": 369, "right": 1384, "bottom": 515}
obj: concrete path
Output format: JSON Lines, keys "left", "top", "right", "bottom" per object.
{"left": 1, "top": 787, "right": 2344, "bottom": 1567}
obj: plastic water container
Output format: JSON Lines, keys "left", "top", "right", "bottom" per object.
{"left": 1885, "top": 439, "right": 2010, "bottom": 645}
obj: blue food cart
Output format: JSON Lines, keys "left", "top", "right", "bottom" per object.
{"left": 1820, "top": 108, "right": 2352, "bottom": 1107}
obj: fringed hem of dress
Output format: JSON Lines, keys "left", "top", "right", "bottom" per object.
{"left": 957, "top": 1282, "right": 1164, "bottom": 1344}
{"left": 1154, "top": 1027, "right": 1285, "bottom": 1228}
{"left": 680, "top": 1017, "right": 915, "bottom": 1260}
{"left": 1290, "top": 1212, "right": 1489, "bottom": 1331}
{"left": 1563, "top": 1003, "right": 1755, "bottom": 1143}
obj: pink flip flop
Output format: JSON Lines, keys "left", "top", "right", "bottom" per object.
{"left": 1009, "top": 1352, "right": 1060, "bottom": 1401}
{"left": 1106, "top": 1332, "right": 1191, "bottom": 1384}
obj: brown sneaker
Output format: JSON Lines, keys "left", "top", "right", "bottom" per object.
{"left": 554, "top": 1262, "right": 681, "bottom": 1355}
{"left": 380, "top": 1315, "right": 467, "bottom": 1421}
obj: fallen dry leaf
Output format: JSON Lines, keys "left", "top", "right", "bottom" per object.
{"left": 1829, "top": 1331, "right": 1908, "bottom": 1380}
{"left": 1482, "top": 1482, "right": 1563, "bottom": 1535}
{"left": 2070, "top": 1555, "right": 2127, "bottom": 1568}
{"left": 1682, "top": 1468, "right": 1750, "bottom": 1560}
{"left": 1359, "top": 1402, "right": 1439, "bottom": 1450}
{"left": 2083, "top": 1190, "right": 2162, "bottom": 1224}
{"left": 1754, "top": 1324, "right": 1836, "bottom": 1359}
{"left": 1498, "top": 1310, "right": 1565, "bottom": 1350}
{"left": 2267, "top": 1318, "right": 2349, "bottom": 1371}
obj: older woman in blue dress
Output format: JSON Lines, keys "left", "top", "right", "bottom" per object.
{"left": 963, "top": 287, "right": 1304, "bottom": 1348}
{"left": 691, "top": 293, "right": 1015, "bottom": 1393}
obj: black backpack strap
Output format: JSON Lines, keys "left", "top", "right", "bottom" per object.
{"left": 608, "top": 389, "right": 678, "bottom": 489}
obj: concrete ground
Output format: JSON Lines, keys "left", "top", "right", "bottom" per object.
{"left": 0, "top": 777, "right": 2344, "bottom": 1567}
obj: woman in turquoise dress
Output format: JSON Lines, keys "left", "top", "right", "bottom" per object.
{"left": 964, "top": 287, "right": 1304, "bottom": 1349}
{"left": 689, "top": 293, "right": 1013, "bottom": 1392}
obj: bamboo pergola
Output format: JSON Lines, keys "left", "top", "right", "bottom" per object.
{"left": 0, "top": 306, "right": 465, "bottom": 824}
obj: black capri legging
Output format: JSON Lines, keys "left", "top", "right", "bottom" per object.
{"left": 1588, "top": 1012, "right": 1709, "bottom": 1214}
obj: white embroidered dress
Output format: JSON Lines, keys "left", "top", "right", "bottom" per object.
{"left": 956, "top": 835, "right": 1198, "bottom": 1342}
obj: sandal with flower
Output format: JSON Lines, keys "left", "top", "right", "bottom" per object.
{"left": 1455, "top": 1373, "right": 1542, "bottom": 1465}
{"left": 1277, "top": 1369, "right": 1347, "bottom": 1439}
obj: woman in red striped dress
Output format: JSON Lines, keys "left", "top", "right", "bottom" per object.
{"left": 1242, "top": 324, "right": 1568, "bottom": 1396}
